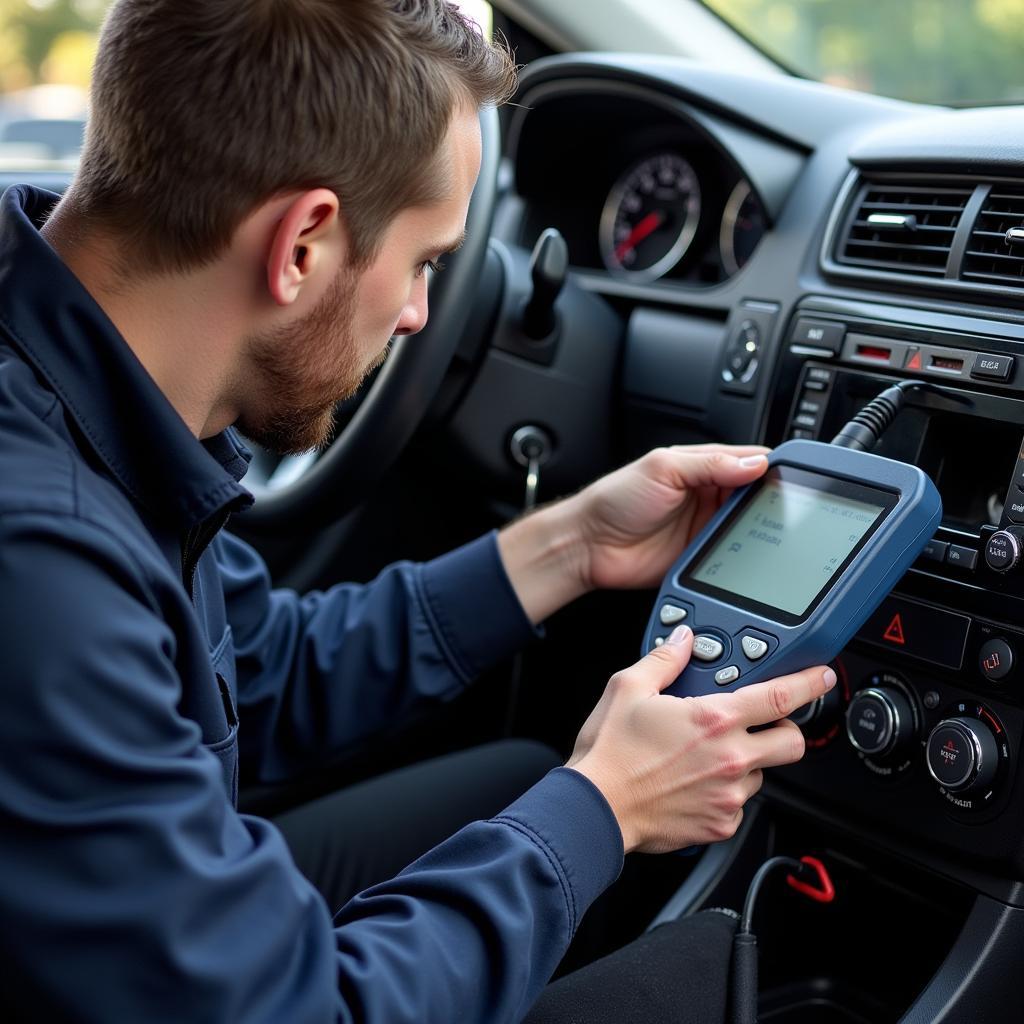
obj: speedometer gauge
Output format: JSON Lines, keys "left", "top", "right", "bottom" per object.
{"left": 599, "top": 152, "right": 702, "bottom": 283}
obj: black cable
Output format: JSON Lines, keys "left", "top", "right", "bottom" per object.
{"left": 830, "top": 378, "right": 971, "bottom": 452}
{"left": 729, "top": 857, "right": 819, "bottom": 1024}
{"left": 739, "top": 856, "right": 802, "bottom": 936}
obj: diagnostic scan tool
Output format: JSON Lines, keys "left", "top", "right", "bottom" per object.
{"left": 643, "top": 383, "right": 944, "bottom": 698}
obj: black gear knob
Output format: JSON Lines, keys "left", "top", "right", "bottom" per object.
{"left": 522, "top": 228, "right": 568, "bottom": 340}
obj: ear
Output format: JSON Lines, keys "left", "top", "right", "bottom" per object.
{"left": 266, "top": 188, "right": 342, "bottom": 307}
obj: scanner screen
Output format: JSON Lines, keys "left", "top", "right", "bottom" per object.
{"left": 688, "top": 476, "right": 888, "bottom": 617}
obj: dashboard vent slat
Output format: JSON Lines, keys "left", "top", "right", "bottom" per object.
{"left": 837, "top": 184, "right": 971, "bottom": 277}
{"left": 961, "top": 186, "right": 1024, "bottom": 286}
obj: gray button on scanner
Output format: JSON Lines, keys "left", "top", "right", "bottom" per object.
{"left": 692, "top": 635, "right": 724, "bottom": 662}
{"left": 715, "top": 665, "right": 740, "bottom": 686}
{"left": 659, "top": 604, "right": 688, "bottom": 626}
{"left": 741, "top": 636, "right": 768, "bottom": 661}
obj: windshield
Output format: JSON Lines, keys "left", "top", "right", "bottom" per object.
{"left": 702, "top": 0, "right": 1024, "bottom": 107}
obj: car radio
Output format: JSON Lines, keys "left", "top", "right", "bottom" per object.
{"left": 762, "top": 299, "right": 1024, "bottom": 875}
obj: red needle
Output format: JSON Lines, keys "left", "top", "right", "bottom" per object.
{"left": 615, "top": 210, "right": 664, "bottom": 262}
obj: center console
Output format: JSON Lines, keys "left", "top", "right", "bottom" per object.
{"left": 761, "top": 296, "right": 1024, "bottom": 878}
{"left": 657, "top": 296, "right": 1024, "bottom": 1022}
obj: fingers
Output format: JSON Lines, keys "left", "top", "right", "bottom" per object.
{"left": 743, "top": 768, "right": 765, "bottom": 802}
{"left": 745, "top": 719, "right": 807, "bottom": 770}
{"left": 731, "top": 666, "right": 837, "bottom": 728}
{"left": 620, "top": 625, "right": 693, "bottom": 695}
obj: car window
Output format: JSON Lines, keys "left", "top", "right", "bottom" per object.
{"left": 701, "top": 0, "right": 1024, "bottom": 106}
{"left": 0, "top": 0, "right": 492, "bottom": 165}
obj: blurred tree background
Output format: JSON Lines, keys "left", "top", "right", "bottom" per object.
{"left": 0, "top": 0, "right": 106, "bottom": 92}
{"left": 0, "top": 0, "right": 493, "bottom": 97}
{"left": 706, "top": 0, "right": 1024, "bottom": 104}
{"left": 0, "top": 0, "right": 1021, "bottom": 105}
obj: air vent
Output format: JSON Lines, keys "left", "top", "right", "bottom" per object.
{"left": 961, "top": 187, "right": 1024, "bottom": 287}
{"left": 837, "top": 183, "right": 972, "bottom": 276}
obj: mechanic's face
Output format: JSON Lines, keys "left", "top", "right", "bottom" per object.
{"left": 241, "top": 104, "right": 482, "bottom": 454}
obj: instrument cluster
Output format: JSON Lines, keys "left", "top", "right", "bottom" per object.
{"left": 510, "top": 97, "right": 768, "bottom": 288}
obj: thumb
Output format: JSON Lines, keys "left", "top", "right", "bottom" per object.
{"left": 674, "top": 451, "right": 768, "bottom": 490}
{"left": 637, "top": 625, "right": 693, "bottom": 694}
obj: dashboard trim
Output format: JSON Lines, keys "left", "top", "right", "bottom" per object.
{"left": 571, "top": 268, "right": 733, "bottom": 305}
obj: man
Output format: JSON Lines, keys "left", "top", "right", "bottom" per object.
{"left": 0, "top": 1, "right": 834, "bottom": 1020}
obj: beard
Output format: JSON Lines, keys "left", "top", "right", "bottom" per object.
{"left": 239, "top": 266, "right": 386, "bottom": 455}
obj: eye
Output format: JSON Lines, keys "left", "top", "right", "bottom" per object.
{"left": 417, "top": 258, "right": 445, "bottom": 277}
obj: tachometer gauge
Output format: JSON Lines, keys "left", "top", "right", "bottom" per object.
{"left": 720, "top": 180, "right": 766, "bottom": 276}
{"left": 599, "top": 152, "right": 702, "bottom": 282}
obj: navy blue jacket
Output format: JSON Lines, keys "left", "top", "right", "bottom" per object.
{"left": 0, "top": 186, "right": 623, "bottom": 1022}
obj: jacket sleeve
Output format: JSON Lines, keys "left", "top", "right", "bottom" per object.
{"left": 218, "top": 529, "right": 539, "bottom": 783}
{"left": 0, "top": 513, "right": 621, "bottom": 1024}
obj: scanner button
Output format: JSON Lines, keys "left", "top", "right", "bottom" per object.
{"left": 693, "top": 635, "right": 725, "bottom": 662}
{"left": 741, "top": 636, "right": 769, "bottom": 661}
{"left": 659, "top": 604, "right": 688, "bottom": 626}
{"left": 715, "top": 665, "right": 740, "bottom": 686}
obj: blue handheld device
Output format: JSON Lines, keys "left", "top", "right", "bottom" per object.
{"left": 642, "top": 438, "right": 942, "bottom": 697}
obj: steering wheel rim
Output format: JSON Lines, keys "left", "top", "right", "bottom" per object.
{"left": 239, "top": 106, "right": 501, "bottom": 533}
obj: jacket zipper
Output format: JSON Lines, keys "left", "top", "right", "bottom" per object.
{"left": 181, "top": 510, "right": 231, "bottom": 600}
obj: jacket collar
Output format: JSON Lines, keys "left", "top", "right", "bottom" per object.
{"left": 0, "top": 185, "right": 253, "bottom": 529}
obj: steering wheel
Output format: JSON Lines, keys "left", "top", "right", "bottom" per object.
{"left": 239, "top": 106, "right": 501, "bottom": 533}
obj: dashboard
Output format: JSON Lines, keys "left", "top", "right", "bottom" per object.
{"left": 443, "top": 53, "right": 1024, "bottom": 1019}
{"left": 487, "top": 57, "right": 1024, "bottom": 849}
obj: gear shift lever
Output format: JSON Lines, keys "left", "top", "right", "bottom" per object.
{"left": 521, "top": 228, "right": 568, "bottom": 340}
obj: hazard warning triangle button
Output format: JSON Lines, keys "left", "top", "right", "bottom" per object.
{"left": 859, "top": 596, "right": 971, "bottom": 671}
{"left": 883, "top": 613, "right": 906, "bottom": 645}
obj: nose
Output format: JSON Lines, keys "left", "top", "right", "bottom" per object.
{"left": 393, "top": 274, "right": 429, "bottom": 336}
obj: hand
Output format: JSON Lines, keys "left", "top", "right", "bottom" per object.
{"left": 571, "top": 444, "right": 769, "bottom": 592}
{"left": 497, "top": 443, "right": 768, "bottom": 625}
{"left": 567, "top": 625, "right": 835, "bottom": 854}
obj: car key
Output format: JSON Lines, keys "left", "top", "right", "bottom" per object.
{"left": 510, "top": 425, "right": 551, "bottom": 511}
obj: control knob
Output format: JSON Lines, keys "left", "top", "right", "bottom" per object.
{"left": 845, "top": 686, "right": 915, "bottom": 759}
{"left": 984, "top": 527, "right": 1024, "bottom": 573}
{"left": 925, "top": 717, "right": 999, "bottom": 796}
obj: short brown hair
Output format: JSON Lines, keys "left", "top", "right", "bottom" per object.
{"left": 72, "top": 0, "right": 516, "bottom": 273}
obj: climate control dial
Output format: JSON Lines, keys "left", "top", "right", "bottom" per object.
{"left": 846, "top": 685, "right": 916, "bottom": 760}
{"left": 926, "top": 717, "right": 998, "bottom": 795}
{"left": 925, "top": 702, "right": 1010, "bottom": 811}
